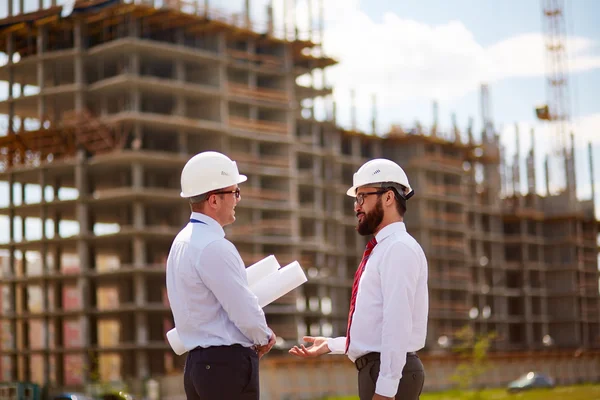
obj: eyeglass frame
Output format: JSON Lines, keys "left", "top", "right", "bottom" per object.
{"left": 354, "top": 189, "right": 391, "bottom": 206}
{"left": 209, "top": 188, "right": 241, "bottom": 200}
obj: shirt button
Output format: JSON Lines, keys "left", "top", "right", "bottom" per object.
{"left": 206, "top": 365, "right": 210, "bottom": 370}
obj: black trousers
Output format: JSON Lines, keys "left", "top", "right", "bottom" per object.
{"left": 357, "top": 352, "right": 425, "bottom": 400}
{"left": 183, "top": 344, "right": 259, "bottom": 400}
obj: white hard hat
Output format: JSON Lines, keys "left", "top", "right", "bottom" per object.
{"left": 180, "top": 151, "right": 247, "bottom": 198}
{"left": 347, "top": 158, "right": 413, "bottom": 198}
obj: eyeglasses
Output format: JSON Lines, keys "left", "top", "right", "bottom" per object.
{"left": 211, "top": 188, "right": 241, "bottom": 199}
{"left": 354, "top": 190, "right": 388, "bottom": 206}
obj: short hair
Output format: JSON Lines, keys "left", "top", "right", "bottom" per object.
{"left": 375, "top": 182, "right": 407, "bottom": 216}
{"left": 189, "top": 192, "right": 209, "bottom": 204}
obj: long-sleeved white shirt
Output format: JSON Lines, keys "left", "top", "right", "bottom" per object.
{"left": 327, "top": 222, "right": 429, "bottom": 397}
{"left": 165, "top": 212, "right": 271, "bottom": 351}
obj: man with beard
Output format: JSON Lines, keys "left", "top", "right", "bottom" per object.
{"left": 289, "top": 158, "right": 429, "bottom": 400}
{"left": 166, "top": 151, "right": 276, "bottom": 400}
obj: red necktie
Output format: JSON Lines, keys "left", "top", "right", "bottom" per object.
{"left": 345, "top": 237, "right": 377, "bottom": 353}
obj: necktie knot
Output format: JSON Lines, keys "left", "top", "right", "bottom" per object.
{"left": 366, "top": 238, "right": 377, "bottom": 252}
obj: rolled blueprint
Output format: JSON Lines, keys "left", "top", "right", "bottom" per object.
{"left": 167, "top": 258, "right": 308, "bottom": 355}
{"left": 166, "top": 327, "right": 186, "bottom": 355}
{"left": 251, "top": 261, "right": 307, "bottom": 308}
{"left": 246, "top": 255, "right": 280, "bottom": 288}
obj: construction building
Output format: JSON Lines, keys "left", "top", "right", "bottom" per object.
{"left": 0, "top": 0, "right": 598, "bottom": 396}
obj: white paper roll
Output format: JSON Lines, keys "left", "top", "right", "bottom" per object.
{"left": 251, "top": 261, "right": 308, "bottom": 308}
{"left": 166, "top": 327, "right": 186, "bottom": 355}
{"left": 246, "top": 255, "right": 280, "bottom": 288}
{"left": 166, "top": 258, "right": 308, "bottom": 355}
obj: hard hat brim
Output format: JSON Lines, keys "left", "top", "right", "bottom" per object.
{"left": 346, "top": 182, "right": 413, "bottom": 198}
{"left": 179, "top": 174, "right": 248, "bottom": 198}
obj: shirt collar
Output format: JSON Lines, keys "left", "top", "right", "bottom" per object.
{"left": 375, "top": 221, "right": 406, "bottom": 243}
{"left": 190, "top": 212, "right": 225, "bottom": 238}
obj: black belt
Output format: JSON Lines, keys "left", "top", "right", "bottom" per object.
{"left": 355, "top": 352, "right": 417, "bottom": 371}
{"left": 190, "top": 344, "right": 257, "bottom": 355}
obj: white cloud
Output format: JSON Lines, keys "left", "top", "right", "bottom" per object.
{"left": 313, "top": 3, "right": 600, "bottom": 98}
{"left": 486, "top": 34, "right": 600, "bottom": 81}
{"left": 281, "top": 1, "right": 600, "bottom": 132}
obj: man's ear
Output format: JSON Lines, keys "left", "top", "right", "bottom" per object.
{"left": 385, "top": 191, "right": 395, "bottom": 206}
{"left": 206, "top": 194, "right": 218, "bottom": 209}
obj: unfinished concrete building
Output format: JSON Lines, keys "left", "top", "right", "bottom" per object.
{"left": 0, "top": 0, "right": 598, "bottom": 394}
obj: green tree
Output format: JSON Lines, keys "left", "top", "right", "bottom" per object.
{"left": 450, "top": 325, "right": 496, "bottom": 399}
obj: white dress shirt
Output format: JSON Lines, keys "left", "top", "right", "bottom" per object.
{"left": 166, "top": 212, "right": 271, "bottom": 352}
{"left": 327, "top": 222, "right": 429, "bottom": 397}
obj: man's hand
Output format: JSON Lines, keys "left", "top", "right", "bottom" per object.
{"left": 372, "top": 394, "right": 393, "bottom": 400}
{"left": 288, "top": 336, "right": 331, "bottom": 358}
{"left": 256, "top": 330, "right": 276, "bottom": 359}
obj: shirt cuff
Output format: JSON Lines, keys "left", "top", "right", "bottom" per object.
{"left": 260, "top": 328, "right": 273, "bottom": 346}
{"left": 375, "top": 374, "right": 401, "bottom": 398}
{"left": 326, "top": 337, "right": 346, "bottom": 354}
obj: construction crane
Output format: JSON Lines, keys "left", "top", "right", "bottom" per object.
{"left": 535, "top": 0, "right": 572, "bottom": 192}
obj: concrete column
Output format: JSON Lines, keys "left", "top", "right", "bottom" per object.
{"left": 7, "top": 33, "right": 15, "bottom": 136}
{"left": 284, "top": 44, "right": 296, "bottom": 138}
{"left": 133, "top": 238, "right": 146, "bottom": 266}
{"left": 37, "top": 26, "right": 47, "bottom": 121}
{"left": 135, "top": 313, "right": 149, "bottom": 379}
{"left": 582, "top": 315, "right": 590, "bottom": 348}
{"left": 75, "top": 150, "right": 91, "bottom": 384}
{"left": 133, "top": 203, "right": 144, "bottom": 230}
{"left": 131, "top": 89, "right": 141, "bottom": 113}
{"left": 73, "top": 20, "right": 85, "bottom": 111}
{"left": 131, "top": 162, "right": 143, "bottom": 189}
{"left": 6, "top": 173, "right": 16, "bottom": 380}
{"left": 39, "top": 170, "right": 47, "bottom": 241}
{"left": 524, "top": 294, "right": 534, "bottom": 347}
{"left": 130, "top": 52, "right": 140, "bottom": 75}
{"left": 129, "top": 16, "right": 140, "bottom": 37}
{"left": 314, "top": 185, "right": 323, "bottom": 212}
{"left": 175, "top": 94, "right": 185, "bottom": 117}
{"left": 8, "top": 174, "right": 15, "bottom": 245}
{"left": 53, "top": 179, "right": 61, "bottom": 238}
{"left": 178, "top": 130, "right": 188, "bottom": 156}
{"left": 175, "top": 59, "right": 185, "bottom": 82}
{"left": 217, "top": 32, "right": 228, "bottom": 124}
{"left": 41, "top": 235, "right": 50, "bottom": 386}
{"left": 133, "top": 191, "right": 148, "bottom": 378}
{"left": 20, "top": 184, "right": 26, "bottom": 240}
{"left": 248, "top": 39, "right": 256, "bottom": 89}
{"left": 249, "top": 105, "right": 258, "bottom": 120}
{"left": 133, "top": 124, "right": 142, "bottom": 150}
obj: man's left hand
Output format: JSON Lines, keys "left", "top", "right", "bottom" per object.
{"left": 257, "top": 330, "right": 276, "bottom": 359}
{"left": 372, "top": 394, "right": 393, "bottom": 400}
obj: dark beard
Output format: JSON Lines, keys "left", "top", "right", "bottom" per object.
{"left": 357, "top": 198, "right": 384, "bottom": 236}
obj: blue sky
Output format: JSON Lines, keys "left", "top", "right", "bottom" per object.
{"left": 1, "top": 0, "right": 600, "bottom": 244}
